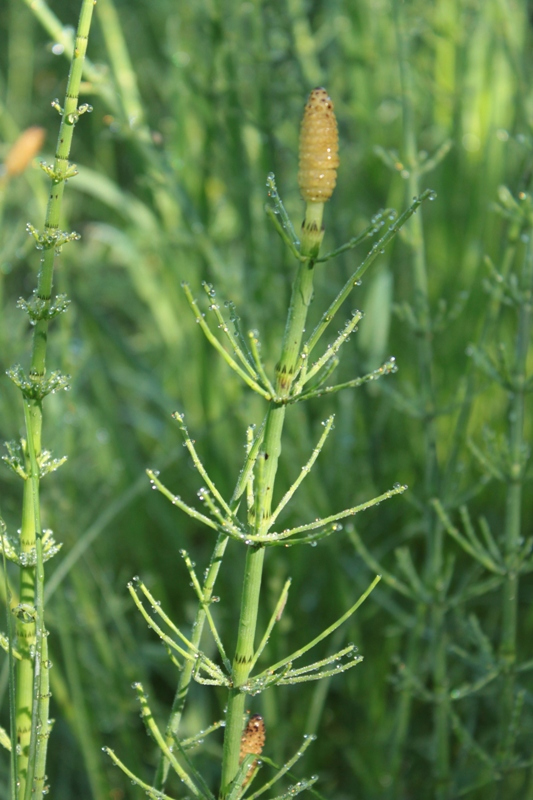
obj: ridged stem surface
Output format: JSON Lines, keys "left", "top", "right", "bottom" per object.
{"left": 14, "top": 2, "right": 94, "bottom": 797}
{"left": 220, "top": 257, "right": 316, "bottom": 797}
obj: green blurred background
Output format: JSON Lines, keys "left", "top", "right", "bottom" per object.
{"left": 1, "top": 0, "right": 532, "bottom": 798}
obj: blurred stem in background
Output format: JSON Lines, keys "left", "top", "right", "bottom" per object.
{"left": 494, "top": 196, "right": 533, "bottom": 796}
{"left": 389, "top": 2, "right": 450, "bottom": 796}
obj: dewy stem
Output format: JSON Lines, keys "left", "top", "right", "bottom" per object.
{"left": 14, "top": 2, "right": 95, "bottom": 797}
{"left": 154, "top": 533, "right": 229, "bottom": 791}
{"left": 220, "top": 254, "right": 318, "bottom": 798}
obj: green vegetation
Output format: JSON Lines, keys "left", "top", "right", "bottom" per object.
{"left": 0, "top": 1, "right": 532, "bottom": 799}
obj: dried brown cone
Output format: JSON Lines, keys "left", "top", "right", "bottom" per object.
{"left": 298, "top": 87, "right": 339, "bottom": 203}
{"left": 239, "top": 714, "right": 265, "bottom": 787}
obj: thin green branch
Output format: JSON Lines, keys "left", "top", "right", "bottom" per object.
{"left": 262, "top": 416, "right": 335, "bottom": 535}
{"left": 169, "top": 734, "right": 217, "bottom": 800}
{"left": 173, "top": 412, "right": 238, "bottom": 521}
{"left": 347, "top": 527, "right": 415, "bottom": 599}
{"left": 433, "top": 499, "right": 505, "bottom": 575}
{"left": 277, "top": 657, "right": 363, "bottom": 684}
{"left": 265, "top": 525, "right": 342, "bottom": 547}
{"left": 254, "top": 576, "right": 380, "bottom": 679}
{"left": 282, "top": 645, "right": 359, "bottom": 677}
{"left": 105, "top": 748, "right": 177, "bottom": 800}
{"left": 265, "top": 205, "right": 302, "bottom": 260}
{"left": 247, "top": 734, "right": 316, "bottom": 800}
{"left": 249, "top": 579, "right": 291, "bottom": 672}
{"left": 303, "top": 192, "right": 434, "bottom": 358}
{"left": 247, "top": 330, "right": 277, "bottom": 398}
{"left": 180, "top": 550, "right": 231, "bottom": 672}
{"left": 179, "top": 720, "right": 225, "bottom": 750}
{"left": 202, "top": 283, "right": 259, "bottom": 380}
{"left": 182, "top": 282, "right": 272, "bottom": 399}
{"left": 128, "top": 581, "right": 229, "bottom": 685}
{"left": 263, "top": 483, "right": 407, "bottom": 543}
{"left": 147, "top": 469, "right": 244, "bottom": 540}
{"left": 295, "top": 358, "right": 398, "bottom": 403}
{"left": 153, "top": 530, "right": 229, "bottom": 790}
{"left": 267, "top": 776, "right": 319, "bottom": 800}
{"left": 394, "top": 547, "right": 431, "bottom": 602}
{"left": 315, "top": 209, "right": 396, "bottom": 262}
{"left": 230, "top": 423, "right": 265, "bottom": 509}
{"left": 225, "top": 756, "right": 261, "bottom": 800}
{"left": 298, "top": 312, "right": 363, "bottom": 388}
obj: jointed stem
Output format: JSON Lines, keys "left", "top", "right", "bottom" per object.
{"left": 13, "top": 2, "right": 95, "bottom": 797}
{"left": 220, "top": 251, "right": 318, "bottom": 798}
{"left": 220, "top": 545, "right": 266, "bottom": 797}
{"left": 497, "top": 231, "right": 533, "bottom": 793}
{"left": 392, "top": 2, "right": 446, "bottom": 796}
{"left": 154, "top": 533, "right": 230, "bottom": 791}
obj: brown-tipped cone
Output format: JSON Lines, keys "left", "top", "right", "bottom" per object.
{"left": 298, "top": 88, "right": 339, "bottom": 203}
{"left": 239, "top": 715, "right": 265, "bottom": 788}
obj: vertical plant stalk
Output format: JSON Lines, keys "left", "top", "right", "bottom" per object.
{"left": 153, "top": 533, "right": 229, "bottom": 790}
{"left": 392, "top": 4, "right": 449, "bottom": 797}
{"left": 13, "top": 2, "right": 95, "bottom": 797}
{"left": 95, "top": 0, "right": 147, "bottom": 137}
{"left": 219, "top": 259, "right": 314, "bottom": 797}
{"left": 219, "top": 88, "right": 338, "bottom": 798}
{"left": 498, "top": 229, "right": 533, "bottom": 786}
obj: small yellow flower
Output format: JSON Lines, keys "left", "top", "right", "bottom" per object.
{"left": 298, "top": 87, "right": 339, "bottom": 203}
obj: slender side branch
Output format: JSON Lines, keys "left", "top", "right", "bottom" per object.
{"left": 255, "top": 576, "right": 381, "bottom": 679}
{"left": 262, "top": 416, "right": 335, "bottom": 534}
{"left": 182, "top": 282, "right": 272, "bottom": 399}
{"left": 303, "top": 192, "right": 434, "bottom": 359}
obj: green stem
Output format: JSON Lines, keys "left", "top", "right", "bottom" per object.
{"left": 13, "top": 2, "right": 95, "bottom": 797}
{"left": 386, "top": 607, "right": 425, "bottom": 798}
{"left": 219, "top": 253, "right": 318, "bottom": 798}
{"left": 275, "top": 258, "right": 317, "bottom": 398}
{"left": 498, "top": 231, "right": 533, "bottom": 790}
{"left": 153, "top": 533, "right": 229, "bottom": 791}
{"left": 395, "top": 2, "right": 439, "bottom": 513}
{"left": 220, "top": 546, "right": 266, "bottom": 797}
{"left": 393, "top": 3, "right": 447, "bottom": 796}
{"left": 14, "top": 458, "right": 37, "bottom": 799}
{"left": 20, "top": 400, "right": 49, "bottom": 800}
{"left": 95, "top": 0, "right": 148, "bottom": 138}
{"left": 432, "top": 604, "right": 450, "bottom": 797}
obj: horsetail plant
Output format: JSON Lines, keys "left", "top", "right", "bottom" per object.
{"left": 350, "top": 4, "right": 533, "bottom": 794}
{"left": 106, "top": 89, "right": 433, "bottom": 799}
{"left": 0, "top": 2, "right": 95, "bottom": 797}
{"left": 431, "top": 186, "right": 533, "bottom": 796}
